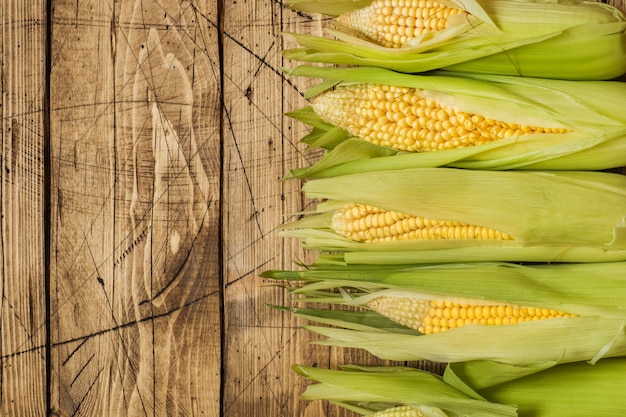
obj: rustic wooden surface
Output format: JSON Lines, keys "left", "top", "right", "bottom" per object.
{"left": 0, "top": 0, "right": 624, "bottom": 416}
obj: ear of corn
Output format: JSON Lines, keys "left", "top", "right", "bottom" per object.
{"left": 264, "top": 261, "right": 626, "bottom": 366}
{"left": 294, "top": 359, "right": 626, "bottom": 417}
{"left": 284, "top": 0, "right": 626, "bottom": 80}
{"left": 284, "top": 66, "right": 626, "bottom": 173}
{"left": 281, "top": 168, "right": 626, "bottom": 263}
{"left": 367, "top": 296, "right": 576, "bottom": 335}
{"left": 368, "top": 405, "right": 425, "bottom": 417}
{"left": 310, "top": 83, "right": 569, "bottom": 153}
{"left": 332, "top": 203, "right": 515, "bottom": 243}
{"left": 294, "top": 365, "right": 518, "bottom": 417}
{"left": 334, "top": 0, "right": 468, "bottom": 48}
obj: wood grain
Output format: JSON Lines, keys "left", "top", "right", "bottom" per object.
{"left": 49, "top": 0, "right": 220, "bottom": 415}
{"left": 220, "top": 2, "right": 334, "bottom": 416}
{"left": 0, "top": 1, "right": 47, "bottom": 416}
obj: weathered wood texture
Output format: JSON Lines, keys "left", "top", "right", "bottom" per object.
{"left": 221, "top": 3, "right": 327, "bottom": 416}
{"left": 49, "top": 0, "right": 221, "bottom": 416}
{"left": 1, "top": 0, "right": 626, "bottom": 416}
{"left": 0, "top": 1, "right": 47, "bottom": 416}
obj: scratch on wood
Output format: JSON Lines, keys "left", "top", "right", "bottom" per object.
{"left": 69, "top": 353, "right": 94, "bottom": 387}
{"left": 70, "top": 366, "right": 104, "bottom": 417}
{"left": 224, "top": 328, "right": 298, "bottom": 415}
{"left": 51, "top": 291, "right": 216, "bottom": 350}
{"left": 225, "top": 258, "right": 274, "bottom": 288}
{"left": 113, "top": 227, "right": 148, "bottom": 267}
{"left": 60, "top": 337, "right": 89, "bottom": 367}
{"left": 11, "top": 119, "right": 20, "bottom": 175}
{"left": 223, "top": 29, "right": 303, "bottom": 96}
{"left": 223, "top": 107, "right": 263, "bottom": 236}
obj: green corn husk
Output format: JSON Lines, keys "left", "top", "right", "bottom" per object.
{"left": 294, "top": 364, "right": 518, "bottom": 417}
{"left": 294, "top": 358, "right": 626, "bottom": 417}
{"left": 283, "top": 168, "right": 626, "bottom": 263}
{"left": 285, "top": 66, "right": 626, "bottom": 173}
{"left": 284, "top": 0, "right": 626, "bottom": 80}
{"left": 264, "top": 261, "right": 626, "bottom": 367}
{"left": 446, "top": 358, "right": 626, "bottom": 415}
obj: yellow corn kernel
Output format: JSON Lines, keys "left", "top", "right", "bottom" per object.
{"left": 311, "top": 84, "right": 568, "bottom": 152}
{"left": 367, "top": 296, "right": 577, "bottom": 335}
{"left": 336, "top": 0, "right": 467, "bottom": 48}
{"left": 332, "top": 203, "right": 514, "bottom": 242}
{"left": 373, "top": 405, "right": 424, "bottom": 417}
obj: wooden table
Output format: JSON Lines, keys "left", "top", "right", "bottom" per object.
{"left": 1, "top": 1, "right": 624, "bottom": 416}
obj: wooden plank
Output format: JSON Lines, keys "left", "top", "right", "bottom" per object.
{"left": 49, "top": 0, "right": 221, "bottom": 415}
{"left": 0, "top": 1, "right": 48, "bottom": 415}
{"left": 220, "top": 2, "right": 332, "bottom": 417}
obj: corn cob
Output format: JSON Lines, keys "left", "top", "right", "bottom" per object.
{"left": 370, "top": 405, "right": 424, "bottom": 417}
{"left": 294, "top": 359, "right": 626, "bottom": 417}
{"left": 284, "top": 168, "right": 626, "bottom": 263}
{"left": 295, "top": 364, "right": 518, "bottom": 416}
{"left": 367, "top": 296, "right": 575, "bottom": 335}
{"left": 333, "top": 203, "right": 514, "bottom": 241}
{"left": 311, "top": 83, "right": 568, "bottom": 153}
{"left": 284, "top": 0, "right": 626, "bottom": 79}
{"left": 265, "top": 261, "right": 626, "bottom": 365}
{"left": 286, "top": 66, "right": 626, "bottom": 172}
{"left": 336, "top": 0, "right": 467, "bottom": 48}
